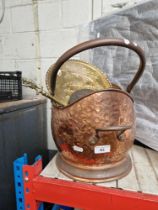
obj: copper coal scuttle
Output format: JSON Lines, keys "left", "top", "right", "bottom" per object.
{"left": 26, "top": 38, "right": 146, "bottom": 183}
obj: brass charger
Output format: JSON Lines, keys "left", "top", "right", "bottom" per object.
{"left": 46, "top": 59, "right": 112, "bottom": 106}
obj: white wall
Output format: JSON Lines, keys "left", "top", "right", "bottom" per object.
{"left": 0, "top": 0, "right": 142, "bottom": 149}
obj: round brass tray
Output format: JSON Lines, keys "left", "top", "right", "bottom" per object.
{"left": 46, "top": 59, "right": 112, "bottom": 106}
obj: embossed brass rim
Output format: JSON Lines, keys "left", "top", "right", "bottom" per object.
{"left": 46, "top": 59, "right": 112, "bottom": 94}
{"left": 46, "top": 59, "right": 112, "bottom": 106}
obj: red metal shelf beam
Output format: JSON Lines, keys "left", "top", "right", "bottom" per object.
{"left": 22, "top": 157, "right": 158, "bottom": 210}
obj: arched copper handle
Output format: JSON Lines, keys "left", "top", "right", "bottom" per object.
{"left": 50, "top": 38, "right": 146, "bottom": 95}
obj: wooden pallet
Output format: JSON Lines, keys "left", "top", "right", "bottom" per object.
{"left": 40, "top": 145, "right": 158, "bottom": 196}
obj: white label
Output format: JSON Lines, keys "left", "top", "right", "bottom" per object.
{"left": 94, "top": 145, "right": 111, "bottom": 154}
{"left": 124, "top": 39, "right": 130, "bottom": 45}
{"left": 73, "top": 145, "right": 83, "bottom": 152}
{"left": 97, "top": 32, "right": 100, "bottom": 38}
{"left": 57, "top": 70, "right": 62, "bottom": 76}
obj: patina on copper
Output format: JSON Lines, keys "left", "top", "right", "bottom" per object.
{"left": 47, "top": 38, "right": 146, "bottom": 182}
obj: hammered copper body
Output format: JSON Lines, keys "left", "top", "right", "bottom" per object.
{"left": 48, "top": 38, "right": 146, "bottom": 182}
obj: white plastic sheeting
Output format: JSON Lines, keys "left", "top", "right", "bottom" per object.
{"left": 79, "top": 0, "right": 158, "bottom": 151}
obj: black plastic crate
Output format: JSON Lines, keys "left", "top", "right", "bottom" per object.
{"left": 0, "top": 71, "right": 22, "bottom": 101}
